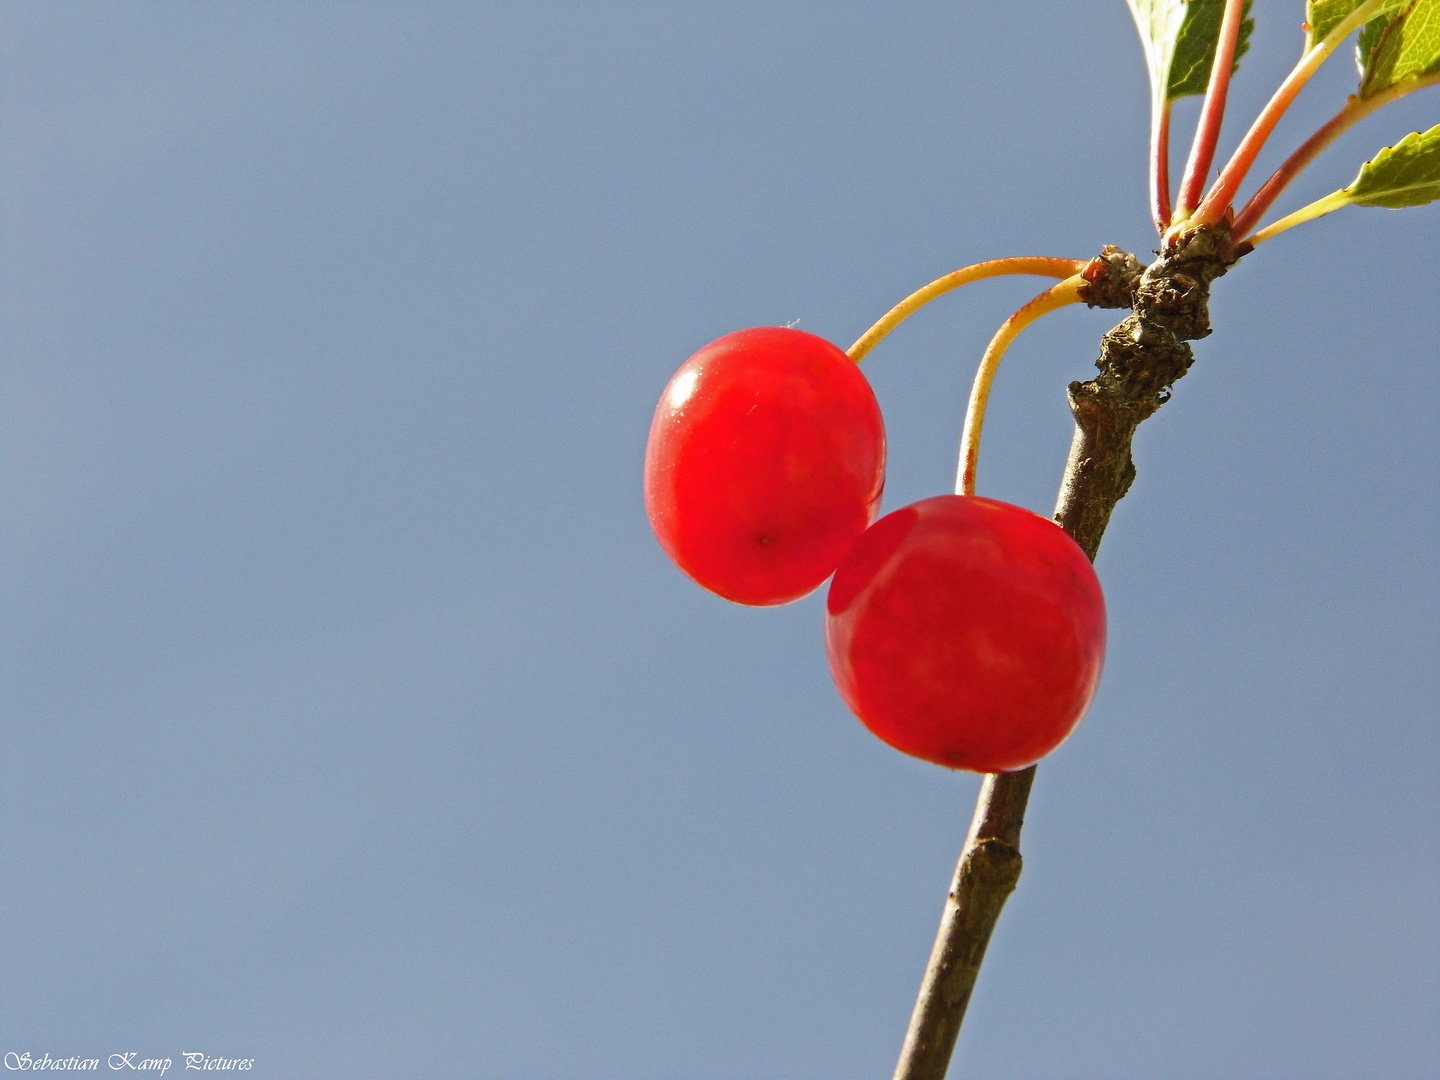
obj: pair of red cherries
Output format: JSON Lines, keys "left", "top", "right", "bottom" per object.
{"left": 644, "top": 327, "right": 1106, "bottom": 774}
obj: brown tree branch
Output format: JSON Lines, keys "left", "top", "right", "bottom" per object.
{"left": 892, "top": 230, "right": 1239, "bottom": 1080}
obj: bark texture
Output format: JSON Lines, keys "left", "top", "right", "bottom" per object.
{"left": 892, "top": 228, "right": 1241, "bottom": 1080}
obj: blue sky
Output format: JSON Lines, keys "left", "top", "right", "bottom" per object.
{"left": 3, "top": 3, "right": 1436, "bottom": 1078}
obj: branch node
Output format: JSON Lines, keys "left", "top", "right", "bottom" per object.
{"left": 1078, "top": 245, "right": 1144, "bottom": 309}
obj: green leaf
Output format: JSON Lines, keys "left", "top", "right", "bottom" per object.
{"left": 1127, "top": 0, "right": 1254, "bottom": 105}
{"left": 1128, "top": 0, "right": 1189, "bottom": 105}
{"left": 1356, "top": 7, "right": 1395, "bottom": 72}
{"left": 1358, "top": 0, "right": 1440, "bottom": 96}
{"left": 1344, "top": 124, "right": 1440, "bottom": 206}
{"left": 1308, "top": 0, "right": 1363, "bottom": 47}
{"left": 1167, "top": 0, "right": 1255, "bottom": 99}
{"left": 1306, "top": 0, "right": 1408, "bottom": 50}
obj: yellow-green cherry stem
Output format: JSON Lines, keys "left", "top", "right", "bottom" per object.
{"left": 847, "top": 257, "right": 1088, "bottom": 363}
{"left": 956, "top": 275, "right": 1088, "bottom": 496}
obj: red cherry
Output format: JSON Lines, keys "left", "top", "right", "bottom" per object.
{"left": 825, "top": 495, "right": 1105, "bottom": 772}
{"left": 645, "top": 327, "right": 886, "bottom": 606}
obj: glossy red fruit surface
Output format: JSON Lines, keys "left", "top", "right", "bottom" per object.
{"left": 645, "top": 327, "right": 886, "bottom": 606}
{"left": 825, "top": 494, "right": 1105, "bottom": 772}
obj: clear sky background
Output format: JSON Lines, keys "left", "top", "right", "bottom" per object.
{"left": 2, "top": 3, "right": 1436, "bottom": 1078}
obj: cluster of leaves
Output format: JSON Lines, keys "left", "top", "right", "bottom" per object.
{"left": 1309, "top": 0, "right": 1440, "bottom": 213}
{"left": 1128, "top": 0, "right": 1439, "bottom": 243}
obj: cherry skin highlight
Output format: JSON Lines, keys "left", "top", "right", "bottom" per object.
{"left": 645, "top": 327, "right": 886, "bottom": 606}
{"left": 825, "top": 495, "right": 1105, "bottom": 772}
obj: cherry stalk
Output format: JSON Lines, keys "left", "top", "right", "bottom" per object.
{"left": 956, "top": 275, "right": 1086, "bottom": 496}
{"left": 847, "top": 257, "right": 1087, "bottom": 363}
